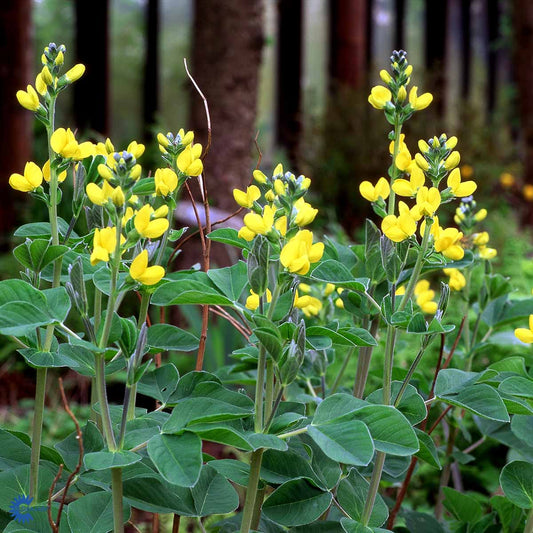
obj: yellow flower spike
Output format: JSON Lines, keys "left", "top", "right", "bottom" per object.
{"left": 86, "top": 181, "right": 115, "bottom": 206}
{"left": 499, "top": 172, "right": 515, "bottom": 188}
{"left": 16, "top": 85, "right": 40, "bottom": 111}
{"left": 273, "top": 163, "right": 284, "bottom": 176}
{"left": 392, "top": 170, "right": 424, "bottom": 197}
{"left": 243, "top": 204, "right": 275, "bottom": 236}
{"left": 408, "top": 86, "right": 433, "bottom": 110}
{"left": 418, "top": 139, "right": 430, "bottom": 153}
{"left": 35, "top": 74, "right": 47, "bottom": 96}
{"left": 447, "top": 168, "right": 477, "bottom": 197}
{"left": 64, "top": 64, "right": 86, "bottom": 83}
{"left": 177, "top": 143, "right": 203, "bottom": 176}
{"left": 443, "top": 268, "right": 466, "bottom": 291}
{"left": 280, "top": 230, "right": 324, "bottom": 276}
{"left": 446, "top": 136, "right": 458, "bottom": 150}
{"left": 473, "top": 231, "right": 490, "bottom": 246}
{"left": 253, "top": 170, "right": 268, "bottom": 184}
{"left": 395, "top": 147, "right": 412, "bottom": 171}
{"left": 514, "top": 315, "right": 533, "bottom": 344}
{"left": 130, "top": 164, "right": 142, "bottom": 180}
{"left": 381, "top": 209, "right": 417, "bottom": 242}
{"left": 479, "top": 246, "right": 497, "bottom": 260}
{"left": 294, "top": 291, "right": 322, "bottom": 317}
{"left": 434, "top": 226, "right": 464, "bottom": 260}
{"left": 414, "top": 186, "right": 441, "bottom": 217}
{"left": 444, "top": 151, "right": 461, "bottom": 170}
{"left": 414, "top": 153, "right": 429, "bottom": 171}
{"left": 134, "top": 204, "right": 169, "bottom": 239}
{"left": 274, "top": 179, "right": 286, "bottom": 196}
{"left": 178, "top": 128, "right": 194, "bottom": 146}
{"left": 379, "top": 69, "right": 392, "bottom": 84}
{"left": 9, "top": 161, "right": 43, "bottom": 192}
{"left": 127, "top": 141, "right": 145, "bottom": 159}
{"left": 245, "top": 288, "right": 272, "bottom": 311}
{"left": 275, "top": 216, "right": 287, "bottom": 236}
{"left": 90, "top": 227, "right": 118, "bottom": 266}
{"left": 474, "top": 208, "right": 487, "bottom": 222}
{"left": 97, "top": 164, "right": 113, "bottom": 180}
{"left": 294, "top": 198, "right": 318, "bottom": 227}
{"left": 368, "top": 85, "right": 392, "bottom": 109}
{"left": 157, "top": 132, "right": 170, "bottom": 148}
{"left": 155, "top": 168, "right": 179, "bottom": 196}
{"left": 359, "top": 177, "right": 391, "bottom": 202}
{"left": 130, "top": 250, "right": 165, "bottom": 286}
{"left": 398, "top": 85, "right": 407, "bottom": 102}
{"left": 42, "top": 160, "right": 67, "bottom": 183}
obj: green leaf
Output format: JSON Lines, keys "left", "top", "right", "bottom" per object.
{"left": 489, "top": 356, "right": 529, "bottom": 377}
{"left": 67, "top": 491, "right": 131, "bottom": 533}
{"left": 414, "top": 429, "right": 441, "bottom": 469}
{"left": 151, "top": 280, "right": 233, "bottom": 306}
{"left": 208, "top": 459, "right": 251, "bottom": 487}
{"left": 84, "top": 450, "right": 142, "bottom": 470}
{"left": 191, "top": 464, "right": 239, "bottom": 516}
{"left": 187, "top": 422, "right": 253, "bottom": 450}
{"left": 337, "top": 469, "right": 388, "bottom": 527}
{"left": 300, "top": 434, "right": 342, "bottom": 491}
{"left": 499, "top": 376, "right": 533, "bottom": 398}
{"left": 511, "top": 415, "right": 533, "bottom": 445}
{"left": 92, "top": 266, "right": 128, "bottom": 296}
{"left": 12, "top": 239, "right": 67, "bottom": 272}
{"left": 42, "top": 286, "right": 71, "bottom": 322}
{"left": 339, "top": 519, "right": 373, "bottom": 533}
{"left": 137, "top": 364, "right": 180, "bottom": 404}
{"left": 255, "top": 327, "right": 283, "bottom": 360}
{"left": 207, "top": 261, "right": 248, "bottom": 301}
{"left": 260, "top": 449, "right": 319, "bottom": 485}
{"left": 403, "top": 510, "right": 445, "bottom": 533}
{"left": 307, "top": 326, "right": 376, "bottom": 348}
{"left": 483, "top": 296, "right": 533, "bottom": 327}
{"left": 147, "top": 432, "right": 202, "bottom": 487}
{"left": 311, "top": 260, "right": 370, "bottom": 291}
{"left": 146, "top": 323, "right": 199, "bottom": 352}
{"left": 207, "top": 227, "right": 250, "bottom": 249}
{"left": 57, "top": 344, "right": 97, "bottom": 376}
{"left": 132, "top": 176, "right": 155, "bottom": 195}
{"left": 18, "top": 348, "right": 74, "bottom": 368}
{"left": 500, "top": 461, "right": 533, "bottom": 508}
{"left": 490, "top": 495, "right": 525, "bottom": 533}
{"left": 262, "top": 478, "right": 332, "bottom": 526}
{"left": 14, "top": 218, "right": 77, "bottom": 239}
{"left": 313, "top": 393, "right": 367, "bottom": 424}
{"left": 55, "top": 422, "right": 104, "bottom": 471}
{"left": 442, "top": 487, "right": 482, "bottom": 522}
{"left": 0, "top": 302, "right": 55, "bottom": 336}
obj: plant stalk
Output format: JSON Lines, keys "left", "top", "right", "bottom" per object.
{"left": 29, "top": 368, "right": 47, "bottom": 498}
{"left": 387, "top": 119, "right": 403, "bottom": 216}
{"left": 111, "top": 467, "right": 124, "bottom": 533}
{"left": 361, "top": 451, "right": 386, "bottom": 526}
{"left": 525, "top": 508, "right": 533, "bottom": 533}
{"left": 240, "top": 449, "right": 264, "bottom": 533}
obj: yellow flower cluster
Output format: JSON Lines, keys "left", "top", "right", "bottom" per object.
{"left": 443, "top": 268, "right": 466, "bottom": 291}
{"left": 472, "top": 232, "right": 497, "bottom": 260}
{"left": 397, "top": 280, "right": 437, "bottom": 314}
{"left": 157, "top": 129, "right": 203, "bottom": 177}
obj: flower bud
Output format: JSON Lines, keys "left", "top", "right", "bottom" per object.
{"left": 379, "top": 69, "right": 392, "bottom": 84}
{"left": 55, "top": 51, "right": 64, "bottom": 65}
{"left": 64, "top": 64, "right": 85, "bottom": 83}
{"left": 418, "top": 139, "right": 430, "bottom": 153}
{"left": 398, "top": 85, "right": 407, "bottom": 102}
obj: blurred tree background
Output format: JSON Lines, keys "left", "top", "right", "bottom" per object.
{"left": 0, "top": 0, "right": 531, "bottom": 241}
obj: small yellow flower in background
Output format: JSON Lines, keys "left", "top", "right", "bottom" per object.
{"left": 177, "top": 143, "right": 203, "bottom": 176}
{"left": 64, "top": 63, "right": 85, "bottom": 83}
{"left": 134, "top": 204, "right": 169, "bottom": 239}
{"left": 447, "top": 168, "right": 477, "bottom": 197}
{"left": 253, "top": 170, "right": 268, "bottom": 184}
{"left": 473, "top": 232, "right": 490, "bottom": 246}
{"left": 461, "top": 164, "right": 474, "bottom": 179}
{"left": 16, "top": 85, "right": 40, "bottom": 111}
{"left": 280, "top": 230, "right": 324, "bottom": 275}
{"left": 90, "top": 227, "right": 118, "bottom": 266}
{"left": 246, "top": 288, "right": 272, "bottom": 311}
{"left": 130, "top": 250, "right": 165, "bottom": 286}
{"left": 413, "top": 186, "right": 441, "bottom": 218}
{"left": 396, "top": 285, "right": 406, "bottom": 296}
{"left": 515, "top": 315, "right": 533, "bottom": 344}
{"left": 155, "top": 168, "right": 179, "bottom": 196}
{"left": 499, "top": 172, "right": 515, "bottom": 188}
{"left": 42, "top": 160, "right": 67, "bottom": 183}
{"left": 392, "top": 168, "right": 425, "bottom": 197}
{"left": 368, "top": 85, "right": 392, "bottom": 109}
{"left": 433, "top": 225, "right": 464, "bottom": 261}
{"left": 478, "top": 245, "right": 497, "bottom": 260}
{"left": 241, "top": 204, "right": 276, "bottom": 240}
{"left": 474, "top": 208, "right": 487, "bottom": 222}
{"left": 9, "top": 162, "right": 43, "bottom": 192}
{"left": 294, "top": 291, "right": 323, "bottom": 317}
{"left": 382, "top": 202, "right": 417, "bottom": 242}
{"left": 359, "top": 177, "right": 390, "bottom": 202}
{"left": 443, "top": 268, "right": 466, "bottom": 291}
{"left": 444, "top": 151, "right": 461, "bottom": 170}
{"left": 86, "top": 181, "right": 115, "bottom": 206}
{"left": 523, "top": 184, "right": 533, "bottom": 201}
{"left": 324, "top": 283, "right": 335, "bottom": 296}
{"left": 414, "top": 280, "right": 437, "bottom": 314}
{"left": 294, "top": 198, "right": 318, "bottom": 227}
{"left": 408, "top": 86, "right": 433, "bottom": 111}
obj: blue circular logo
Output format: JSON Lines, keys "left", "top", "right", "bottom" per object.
{"left": 9, "top": 494, "right": 34, "bottom": 524}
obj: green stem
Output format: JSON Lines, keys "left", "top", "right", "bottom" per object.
{"left": 95, "top": 353, "right": 116, "bottom": 450}
{"left": 254, "top": 345, "right": 267, "bottom": 433}
{"left": 278, "top": 426, "right": 308, "bottom": 439}
{"left": 29, "top": 368, "right": 47, "bottom": 499}
{"left": 387, "top": 119, "right": 403, "bottom": 216}
{"left": 240, "top": 449, "right": 264, "bottom": 533}
{"left": 361, "top": 451, "right": 386, "bottom": 526}
{"left": 353, "top": 318, "right": 380, "bottom": 398}
{"left": 331, "top": 347, "right": 354, "bottom": 394}
{"left": 111, "top": 467, "right": 124, "bottom": 533}
{"left": 155, "top": 202, "right": 176, "bottom": 266}
{"left": 264, "top": 359, "right": 274, "bottom": 424}
{"left": 94, "top": 288, "right": 102, "bottom": 334}
{"left": 525, "top": 508, "right": 533, "bottom": 533}
{"left": 251, "top": 487, "right": 266, "bottom": 531}
{"left": 382, "top": 325, "right": 397, "bottom": 405}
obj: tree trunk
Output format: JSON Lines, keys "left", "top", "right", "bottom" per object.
{"left": 460, "top": 0, "right": 471, "bottom": 99}
{"left": 0, "top": 0, "right": 32, "bottom": 247}
{"left": 74, "top": 0, "right": 110, "bottom": 137}
{"left": 143, "top": 0, "right": 159, "bottom": 142}
{"left": 513, "top": 0, "right": 533, "bottom": 222}
{"left": 487, "top": 0, "right": 500, "bottom": 116}
{"left": 329, "top": 0, "right": 368, "bottom": 90}
{"left": 190, "top": 0, "right": 263, "bottom": 211}
{"left": 275, "top": 0, "right": 303, "bottom": 167}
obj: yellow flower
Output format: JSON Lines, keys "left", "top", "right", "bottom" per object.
{"left": 41, "top": 66, "right": 53, "bottom": 86}
{"left": 324, "top": 283, "right": 335, "bottom": 296}
{"left": 408, "top": 86, "right": 433, "bottom": 110}
{"left": 474, "top": 208, "right": 487, "bottom": 222}
{"left": 446, "top": 136, "right": 458, "bottom": 150}
{"left": 359, "top": 177, "right": 391, "bottom": 202}
{"left": 398, "top": 85, "right": 407, "bottom": 102}
{"left": 414, "top": 280, "right": 437, "bottom": 314}
{"left": 280, "top": 230, "right": 324, "bottom": 275}
{"left": 153, "top": 205, "right": 168, "bottom": 218}
{"left": 418, "top": 139, "right": 430, "bottom": 153}
{"left": 434, "top": 225, "right": 464, "bottom": 260}
{"left": 395, "top": 147, "right": 413, "bottom": 172}
{"left": 130, "top": 164, "right": 142, "bottom": 180}
{"left": 42, "top": 160, "right": 67, "bottom": 183}
{"left": 443, "top": 268, "right": 466, "bottom": 291}
{"left": 389, "top": 134, "right": 406, "bottom": 154}
{"left": 294, "top": 198, "right": 318, "bottom": 226}
{"left": 155, "top": 168, "right": 179, "bottom": 196}
{"left": 64, "top": 64, "right": 85, "bottom": 83}
{"left": 443, "top": 151, "right": 461, "bottom": 170}
{"left": 273, "top": 163, "right": 284, "bottom": 177}
{"left": 515, "top": 315, "right": 533, "bottom": 344}
{"left": 242, "top": 204, "right": 275, "bottom": 238}
{"left": 86, "top": 181, "right": 115, "bottom": 206}
{"left": 122, "top": 206, "right": 135, "bottom": 226}
{"left": 233, "top": 185, "right": 261, "bottom": 208}
{"left": 51, "top": 128, "right": 94, "bottom": 160}
{"left": 414, "top": 153, "right": 429, "bottom": 171}
{"left": 523, "top": 184, "right": 533, "bottom": 202}
{"left": 368, "top": 85, "right": 392, "bottom": 109}
{"left": 111, "top": 186, "right": 125, "bottom": 207}
{"left": 9, "top": 161, "right": 43, "bottom": 192}
{"left": 134, "top": 204, "right": 169, "bottom": 239}
{"left": 178, "top": 128, "right": 194, "bottom": 146}
{"left": 392, "top": 168, "right": 425, "bottom": 197}
{"left": 473, "top": 232, "right": 490, "bottom": 246}
{"left": 413, "top": 186, "right": 441, "bottom": 217}
{"left": 294, "top": 291, "right": 322, "bottom": 317}
{"left": 97, "top": 164, "right": 113, "bottom": 180}
{"left": 381, "top": 202, "right": 417, "bottom": 242}
{"left": 447, "top": 168, "right": 476, "bottom": 197}
{"left": 35, "top": 74, "right": 47, "bottom": 95}
{"left": 16, "top": 85, "right": 40, "bottom": 111}
{"left": 275, "top": 216, "right": 287, "bottom": 236}
{"left": 273, "top": 179, "right": 286, "bottom": 196}
{"left": 379, "top": 70, "right": 392, "bottom": 84}
{"left": 245, "top": 288, "right": 272, "bottom": 311}
{"left": 130, "top": 250, "right": 165, "bottom": 286}
{"left": 499, "top": 172, "right": 515, "bottom": 188}
{"left": 126, "top": 141, "right": 145, "bottom": 159}
{"left": 177, "top": 143, "right": 203, "bottom": 176}
{"left": 253, "top": 170, "right": 268, "bottom": 184}
{"left": 478, "top": 245, "right": 497, "bottom": 260}
{"left": 90, "top": 227, "right": 118, "bottom": 266}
